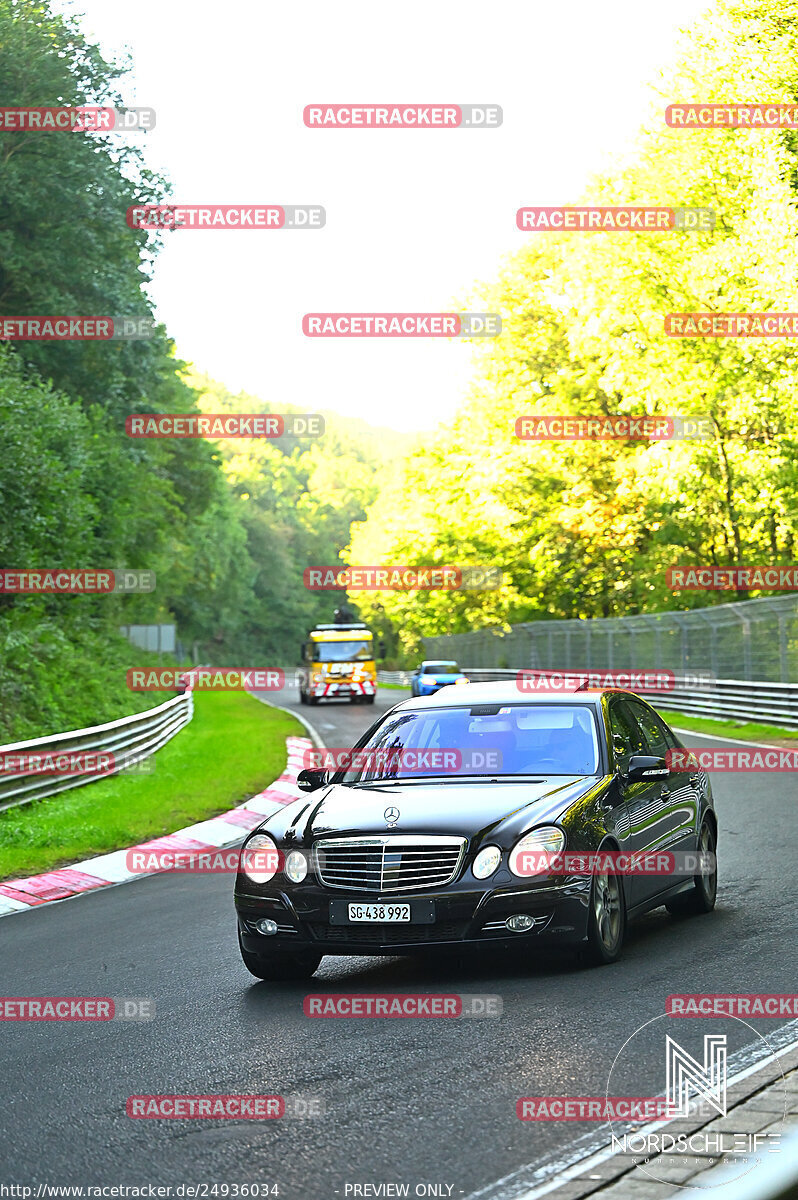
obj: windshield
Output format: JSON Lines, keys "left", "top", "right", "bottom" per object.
{"left": 340, "top": 704, "right": 600, "bottom": 782}
{"left": 313, "top": 640, "right": 372, "bottom": 662}
{"left": 423, "top": 661, "right": 460, "bottom": 673}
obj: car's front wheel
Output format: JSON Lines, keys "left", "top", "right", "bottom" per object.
{"left": 582, "top": 867, "right": 626, "bottom": 965}
{"left": 666, "top": 821, "right": 717, "bottom": 916}
{"left": 239, "top": 936, "right": 322, "bottom": 981}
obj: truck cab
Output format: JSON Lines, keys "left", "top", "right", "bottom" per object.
{"left": 298, "top": 623, "right": 377, "bottom": 705}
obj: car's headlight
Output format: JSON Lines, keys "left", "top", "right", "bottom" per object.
{"left": 472, "top": 844, "right": 502, "bottom": 880}
{"left": 454, "top": 677, "right": 468, "bottom": 685}
{"left": 284, "top": 850, "right": 308, "bottom": 883}
{"left": 509, "top": 826, "right": 566, "bottom": 877}
{"left": 239, "top": 833, "right": 280, "bottom": 883}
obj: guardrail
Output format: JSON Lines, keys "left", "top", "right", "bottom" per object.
{"left": 378, "top": 670, "right": 416, "bottom": 687}
{"left": 377, "top": 670, "right": 798, "bottom": 729}
{"left": 0, "top": 690, "right": 194, "bottom": 813}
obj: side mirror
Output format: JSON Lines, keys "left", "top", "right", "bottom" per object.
{"left": 297, "top": 767, "right": 329, "bottom": 793}
{"left": 625, "top": 755, "right": 669, "bottom": 784}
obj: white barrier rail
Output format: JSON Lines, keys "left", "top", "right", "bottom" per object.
{"left": 0, "top": 690, "right": 193, "bottom": 812}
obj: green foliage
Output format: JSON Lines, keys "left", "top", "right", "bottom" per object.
{"left": 0, "top": 1, "right": 394, "bottom": 735}
{"left": 180, "top": 371, "right": 393, "bottom": 663}
{"left": 348, "top": 0, "right": 798, "bottom": 655}
{"left": 6, "top": 0, "right": 798, "bottom": 719}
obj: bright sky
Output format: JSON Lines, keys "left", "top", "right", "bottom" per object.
{"left": 61, "top": 0, "right": 711, "bottom": 432}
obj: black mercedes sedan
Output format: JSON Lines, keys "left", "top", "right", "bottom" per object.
{"left": 235, "top": 683, "right": 717, "bottom": 980}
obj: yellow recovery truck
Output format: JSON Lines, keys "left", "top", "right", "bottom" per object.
{"left": 298, "top": 623, "right": 377, "bottom": 705}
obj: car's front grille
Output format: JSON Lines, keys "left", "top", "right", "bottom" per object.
{"left": 313, "top": 835, "right": 467, "bottom": 893}
{"left": 309, "top": 921, "right": 466, "bottom": 944}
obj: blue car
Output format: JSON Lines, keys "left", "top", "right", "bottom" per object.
{"left": 410, "top": 659, "right": 469, "bottom": 697}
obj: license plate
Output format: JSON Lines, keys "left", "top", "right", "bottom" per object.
{"left": 348, "top": 903, "right": 410, "bottom": 922}
{"left": 328, "top": 899, "right": 435, "bottom": 925}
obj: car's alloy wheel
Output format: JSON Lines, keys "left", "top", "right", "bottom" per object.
{"left": 239, "top": 935, "right": 322, "bottom": 981}
{"left": 583, "top": 867, "right": 625, "bottom": 965}
{"left": 666, "top": 821, "right": 717, "bottom": 915}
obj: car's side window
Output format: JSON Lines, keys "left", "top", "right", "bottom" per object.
{"left": 626, "top": 701, "right": 670, "bottom": 759}
{"left": 608, "top": 701, "right": 642, "bottom": 774}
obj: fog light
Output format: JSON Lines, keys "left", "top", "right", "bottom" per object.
{"left": 255, "top": 918, "right": 278, "bottom": 936}
{"left": 505, "top": 914, "right": 535, "bottom": 932}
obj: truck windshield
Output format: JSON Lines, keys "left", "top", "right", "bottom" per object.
{"left": 313, "top": 640, "right": 372, "bottom": 662}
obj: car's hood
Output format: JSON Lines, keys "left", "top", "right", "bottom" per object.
{"left": 263, "top": 776, "right": 603, "bottom": 846}
{"left": 423, "top": 673, "right": 466, "bottom": 682}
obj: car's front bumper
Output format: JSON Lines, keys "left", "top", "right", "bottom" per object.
{"left": 236, "top": 879, "right": 591, "bottom": 956}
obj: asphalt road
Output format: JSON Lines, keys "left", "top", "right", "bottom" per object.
{"left": 1, "top": 684, "right": 796, "bottom": 1196}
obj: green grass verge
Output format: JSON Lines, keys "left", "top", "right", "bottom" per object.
{"left": 0, "top": 691, "right": 303, "bottom": 880}
{"left": 656, "top": 708, "right": 798, "bottom": 744}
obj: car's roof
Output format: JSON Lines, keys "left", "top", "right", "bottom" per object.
{"left": 394, "top": 681, "right": 634, "bottom": 709}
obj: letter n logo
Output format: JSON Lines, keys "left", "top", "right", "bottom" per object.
{"left": 665, "top": 1034, "right": 727, "bottom": 1117}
